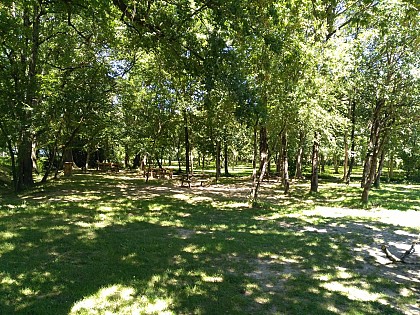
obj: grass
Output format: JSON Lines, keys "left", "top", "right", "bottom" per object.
{"left": 0, "top": 169, "right": 419, "bottom": 314}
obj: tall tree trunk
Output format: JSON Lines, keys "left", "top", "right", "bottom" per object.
{"left": 374, "top": 148, "right": 386, "bottom": 188}
{"left": 281, "top": 131, "right": 290, "bottom": 194}
{"left": 388, "top": 152, "right": 394, "bottom": 180}
{"left": 41, "top": 145, "right": 57, "bottom": 183}
{"left": 361, "top": 99, "right": 384, "bottom": 203}
{"left": 345, "top": 99, "right": 357, "bottom": 184}
{"left": 124, "top": 146, "right": 130, "bottom": 168}
{"left": 250, "top": 126, "right": 268, "bottom": 206}
{"left": 17, "top": 5, "right": 42, "bottom": 190}
{"left": 333, "top": 152, "right": 339, "bottom": 174}
{"left": 133, "top": 153, "right": 141, "bottom": 168}
{"left": 310, "top": 132, "right": 320, "bottom": 193}
{"left": 215, "top": 140, "right": 221, "bottom": 182}
{"left": 85, "top": 150, "right": 91, "bottom": 171}
{"left": 343, "top": 130, "right": 348, "bottom": 180}
{"left": 294, "top": 131, "right": 304, "bottom": 179}
{"left": 224, "top": 140, "right": 229, "bottom": 176}
{"left": 17, "top": 133, "right": 34, "bottom": 190}
{"left": 184, "top": 110, "right": 190, "bottom": 176}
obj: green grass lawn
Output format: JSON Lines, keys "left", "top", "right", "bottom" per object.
{"left": 0, "top": 170, "right": 419, "bottom": 314}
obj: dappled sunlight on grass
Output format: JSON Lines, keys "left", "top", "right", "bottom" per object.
{"left": 70, "top": 284, "right": 174, "bottom": 315}
{"left": 0, "top": 171, "right": 419, "bottom": 314}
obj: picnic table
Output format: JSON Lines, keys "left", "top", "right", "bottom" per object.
{"left": 97, "top": 161, "right": 120, "bottom": 172}
{"left": 180, "top": 173, "right": 211, "bottom": 188}
{"left": 143, "top": 168, "right": 173, "bottom": 179}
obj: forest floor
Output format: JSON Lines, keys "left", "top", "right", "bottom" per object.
{"left": 0, "top": 170, "right": 419, "bottom": 314}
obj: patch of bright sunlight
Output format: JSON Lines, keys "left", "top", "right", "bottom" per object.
{"left": 0, "top": 242, "right": 15, "bottom": 254}
{"left": 191, "top": 196, "right": 213, "bottom": 203}
{"left": 1, "top": 275, "right": 20, "bottom": 285}
{"left": 0, "top": 231, "right": 18, "bottom": 240}
{"left": 321, "top": 281, "right": 386, "bottom": 303}
{"left": 254, "top": 213, "right": 283, "bottom": 221}
{"left": 199, "top": 271, "right": 224, "bottom": 283}
{"left": 172, "top": 193, "right": 190, "bottom": 201}
{"left": 20, "top": 287, "right": 38, "bottom": 296}
{"left": 70, "top": 284, "right": 174, "bottom": 315}
{"left": 224, "top": 202, "right": 248, "bottom": 209}
{"left": 305, "top": 206, "right": 420, "bottom": 228}
{"left": 148, "top": 203, "right": 170, "bottom": 211}
{"left": 182, "top": 244, "right": 206, "bottom": 254}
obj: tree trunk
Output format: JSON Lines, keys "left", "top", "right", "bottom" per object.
{"left": 215, "top": 140, "right": 221, "bottom": 182}
{"left": 224, "top": 140, "right": 229, "bottom": 176}
{"left": 294, "top": 131, "right": 304, "bottom": 179}
{"left": 184, "top": 110, "right": 190, "bottom": 175}
{"left": 281, "top": 131, "right": 290, "bottom": 194}
{"left": 374, "top": 145, "right": 386, "bottom": 188}
{"left": 250, "top": 126, "right": 268, "bottom": 206}
{"left": 41, "top": 145, "right": 57, "bottom": 183}
{"left": 333, "top": 152, "right": 339, "bottom": 174}
{"left": 343, "top": 130, "right": 348, "bottom": 180}
{"left": 388, "top": 152, "right": 394, "bottom": 180}
{"left": 124, "top": 147, "right": 130, "bottom": 168}
{"left": 345, "top": 99, "right": 357, "bottom": 184}
{"left": 133, "top": 153, "right": 141, "bottom": 168}
{"left": 310, "top": 132, "right": 320, "bottom": 193}
{"left": 17, "top": 134, "right": 34, "bottom": 190}
{"left": 361, "top": 99, "right": 384, "bottom": 203}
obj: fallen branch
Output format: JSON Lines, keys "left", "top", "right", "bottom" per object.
{"left": 381, "top": 241, "right": 418, "bottom": 264}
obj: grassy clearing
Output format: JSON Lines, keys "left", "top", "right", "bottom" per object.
{"left": 0, "top": 170, "right": 419, "bottom": 314}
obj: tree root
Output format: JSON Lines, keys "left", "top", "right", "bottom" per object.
{"left": 381, "top": 241, "right": 418, "bottom": 264}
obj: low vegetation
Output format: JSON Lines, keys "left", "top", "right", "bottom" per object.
{"left": 0, "top": 169, "right": 419, "bottom": 314}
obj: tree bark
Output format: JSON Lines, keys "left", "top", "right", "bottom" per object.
{"left": 345, "top": 99, "right": 356, "bottom": 184}
{"left": 250, "top": 126, "right": 268, "bottom": 206}
{"left": 374, "top": 147, "right": 386, "bottom": 189}
{"left": 215, "top": 140, "right": 221, "bottom": 182}
{"left": 280, "top": 131, "right": 290, "bottom": 194}
{"left": 184, "top": 110, "right": 190, "bottom": 175}
{"left": 310, "top": 132, "right": 320, "bottom": 193}
{"left": 294, "top": 131, "right": 304, "bottom": 179}
{"left": 224, "top": 140, "right": 229, "bottom": 176}
{"left": 361, "top": 99, "right": 384, "bottom": 203}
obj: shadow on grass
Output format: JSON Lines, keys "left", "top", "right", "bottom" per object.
{"left": 0, "top": 172, "right": 418, "bottom": 314}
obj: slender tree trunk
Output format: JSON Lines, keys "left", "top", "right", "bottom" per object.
{"left": 250, "top": 126, "right": 268, "bottom": 206}
{"left": 176, "top": 137, "right": 182, "bottom": 172}
{"left": 310, "top": 132, "right": 320, "bottom": 193}
{"left": 361, "top": 99, "right": 384, "bottom": 203}
{"left": 215, "top": 140, "right": 221, "bottom": 182}
{"left": 343, "top": 130, "right": 348, "bottom": 180}
{"left": 345, "top": 99, "right": 357, "bottom": 184}
{"left": 85, "top": 150, "right": 91, "bottom": 171}
{"left": 184, "top": 110, "right": 190, "bottom": 176}
{"left": 333, "top": 152, "right": 339, "bottom": 174}
{"left": 388, "top": 152, "right": 394, "bottom": 180}
{"left": 41, "top": 145, "right": 57, "bottom": 183}
{"left": 124, "top": 147, "right": 129, "bottom": 168}
{"left": 294, "top": 131, "right": 304, "bottom": 179}
{"left": 374, "top": 148, "right": 386, "bottom": 188}
{"left": 281, "top": 131, "right": 290, "bottom": 194}
{"left": 224, "top": 140, "right": 229, "bottom": 176}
